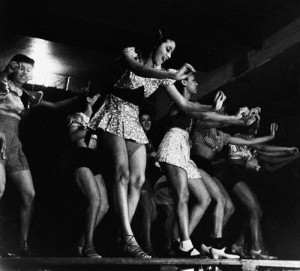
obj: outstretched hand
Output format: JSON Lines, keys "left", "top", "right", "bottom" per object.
{"left": 235, "top": 107, "right": 250, "bottom": 119}
{"left": 0, "top": 132, "right": 6, "bottom": 160}
{"left": 270, "top": 123, "right": 278, "bottom": 136}
{"left": 214, "top": 90, "right": 226, "bottom": 111}
{"left": 175, "top": 63, "right": 196, "bottom": 80}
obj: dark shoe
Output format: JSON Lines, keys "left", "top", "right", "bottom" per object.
{"left": 82, "top": 246, "right": 102, "bottom": 258}
{"left": 144, "top": 243, "right": 156, "bottom": 257}
{"left": 175, "top": 246, "right": 207, "bottom": 258}
{"left": 123, "top": 235, "right": 151, "bottom": 258}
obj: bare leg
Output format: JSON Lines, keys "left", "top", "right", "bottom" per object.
{"left": 187, "top": 177, "right": 211, "bottom": 235}
{"left": 0, "top": 163, "right": 6, "bottom": 199}
{"left": 100, "top": 132, "right": 149, "bottom": 257}
{"left": 8, "top": 170, "right": 35, "bottom": 247}
{"left": 126, "top": 140, "right": 146, "bottom": 223}
{"left": 198, "top": 169, "right": 225, "bottom": 238}
{"left": 73, "top": 167, "right": 101, "bottom": 249}
{"left": 160, "top": 163, "right": 190, "bottom": 241}
{"left": 94, "top": 174, "right": 109, "bottom": 228}
{"left": 139, "top": 190, "right": 154, "bottom": 248}
{"left": 212, "top": 177, "right": 235, "bottom": 226}
{"left": 231, "top": 181, "right": 263, "bottom": 251}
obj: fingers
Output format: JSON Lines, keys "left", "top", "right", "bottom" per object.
{"left": 183, "top": 63, "right": 196, "bottom": 73}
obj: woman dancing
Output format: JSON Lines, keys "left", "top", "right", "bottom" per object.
{"left": 88, "top": 30, "right": 194, "bottom": 258}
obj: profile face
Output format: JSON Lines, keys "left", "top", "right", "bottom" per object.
{"left": 185, "top": 74, "right": 198, "bottom": 95}
{"left": 12, "top": 62, "right": 34, "bottom": 84}
{"left": 140, "top": 114, "right": 151, "bottom": 132}
{"left": 153, "top": 40, "right": 176, "bottom": 66}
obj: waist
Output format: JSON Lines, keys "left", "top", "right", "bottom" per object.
{"left": 0, "top": 114, "right": 20, "bottom": 129}
{"left": 111, "top": 86, "right": 144, "bottom": 106}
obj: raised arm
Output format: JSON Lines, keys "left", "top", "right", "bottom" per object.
{"left": 164, "top": 84, "right": 214, "bottom": 112}
{"left": 229, "top": 123, "right": 278, "bottom": 146}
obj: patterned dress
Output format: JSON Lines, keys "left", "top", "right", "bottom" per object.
{"left": 157, "top": 106, "right": 201, "bottom": 179}
{"left": 88, "top": 47, "right": 175, "bottom": 144}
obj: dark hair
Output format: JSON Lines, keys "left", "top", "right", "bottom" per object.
{"left": 10, "top": 54, "right": 35, "bottom": 66}
{"left": 137, "top": 29, "right": 175, "bottom": 58}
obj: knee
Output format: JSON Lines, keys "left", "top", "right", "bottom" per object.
{"left": 23, "top": 189, "right": 35, "bottom": 206}
{"left": 175, "top": 188, "right": 190, "bottom": 205}
{"left": 202, "top": 193, "right": 212, "bottom": 209}
{"left": 130, "top": 174, "right": 145, "bottom": 190}
{"left": 100, "top": 201, "right": 109, "bottom": 215}
{"left": 0, "top": 184, "right": 5, "bottom": 198}
{"left": 116, "top": 167, "right": 130, "bottom": 186}
{"left": 248, "top": 203, "right": 263, "bottom": 219}
{"left": 216, "top": 194, "right": 226, "bottom": 209}
{"left": 225, "top": 200, "right": 235, "bottom": 217}
{"left": 89, "top": 193, "right": 101, "bottom": 207}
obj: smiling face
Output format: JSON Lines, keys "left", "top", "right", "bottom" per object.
{"left": 12, "top": 62, "right": 34, "bottom": 85}
{"left": 140, "top": 114, "right": 152, "bottom": 132}
{"left": 153, "top": 40, "right": 176, "bottom": 66}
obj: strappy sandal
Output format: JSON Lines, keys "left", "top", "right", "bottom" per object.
{"left": 123, "top": 235, "right": 151, "bottom": 258}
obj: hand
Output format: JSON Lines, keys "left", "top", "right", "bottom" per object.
{"left": 289, "top": 147, "right": 299, "bottom": 154}
{"left": 235, "top": 107, "right": 249, "bottom": 119}
{"left": 270, "top": 123, "right": 278, "bottom": 136}
{"left": 214, "top": 90, "right": 226, "bottom": 111}
{"left": 244, "top": 115, "right": 256, "bottom": 126}
{"left": 175, "top": 63, "right": 196, "bottom": 80}
{"left": 0, "top": 132, "right": 6, "bottom": 160}
{"left": 5, "top": 61, "right": 20, "bottom": 74}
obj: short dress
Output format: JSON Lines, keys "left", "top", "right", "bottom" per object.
{"left": 157, "top": 106, "right": 201, "bottom": 179}
{"left": 88, "top": 47, "right": 175, "bottom": 144}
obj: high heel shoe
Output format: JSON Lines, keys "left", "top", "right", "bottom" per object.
{"left": 123, "top": 235, "right": 151, "bottom": 258}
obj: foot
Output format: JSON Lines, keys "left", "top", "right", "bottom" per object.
{"left": 123, "top": 235, "right": 151, "bottom": 258}
{"left": 250, "top": 249, "right": 277, "bottom": 260}
{"left": 82, "top": 246, "right": 102, "bottom": 258}
{"left": 144, "top": 243, "right": 156, "bottom": 257}
{"left": 210, "top": 247, "right": 240, "bottom": 259}
{"left": 175, "top": 247, "right": 207, "bottom": 258}
{"left": 231, "top": 244, "right": 249, "bottom": 259}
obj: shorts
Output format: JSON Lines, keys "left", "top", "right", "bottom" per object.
{"left": 222, "top": 163, "right": 246, "bottom": 190}
{"left": 0, "top": 115, "right": 29, "bottom": 173}
{"left": 157, "top": 128, "right": 200, "bottom": 179}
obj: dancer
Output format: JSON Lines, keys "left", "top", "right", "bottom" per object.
{"left": 0, "top": 54, "right": 81, "bottom": 256}
{"left": 157, "top": 73, "right": 253, "bottom": 258}
{"left": 138, "top": 112, "right": 159, "bottom": 256}
{"left": 67, "top": 90, "right": 109, "bottom": 258}
{"left": 88, "top": 30, "right": 194, "bottom": 258}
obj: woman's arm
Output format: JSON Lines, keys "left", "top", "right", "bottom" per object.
{"left": 251, "top": 144, "right": 298, "bottom": 154}
{"left": 229, "top": 123, "right": 278, "bottom": 146}
{"left": 39, "top": 96, "right": 78, "bottom": 110}
{"left": 68, "top": 125, "right": 87, "bottom": 143}
{"left": 164, "top": 84, "right": 214, "bottom": 112}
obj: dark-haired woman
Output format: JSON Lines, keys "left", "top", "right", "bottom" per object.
{"left": 88, "top": 31, "right": 194, "bottom": 258}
